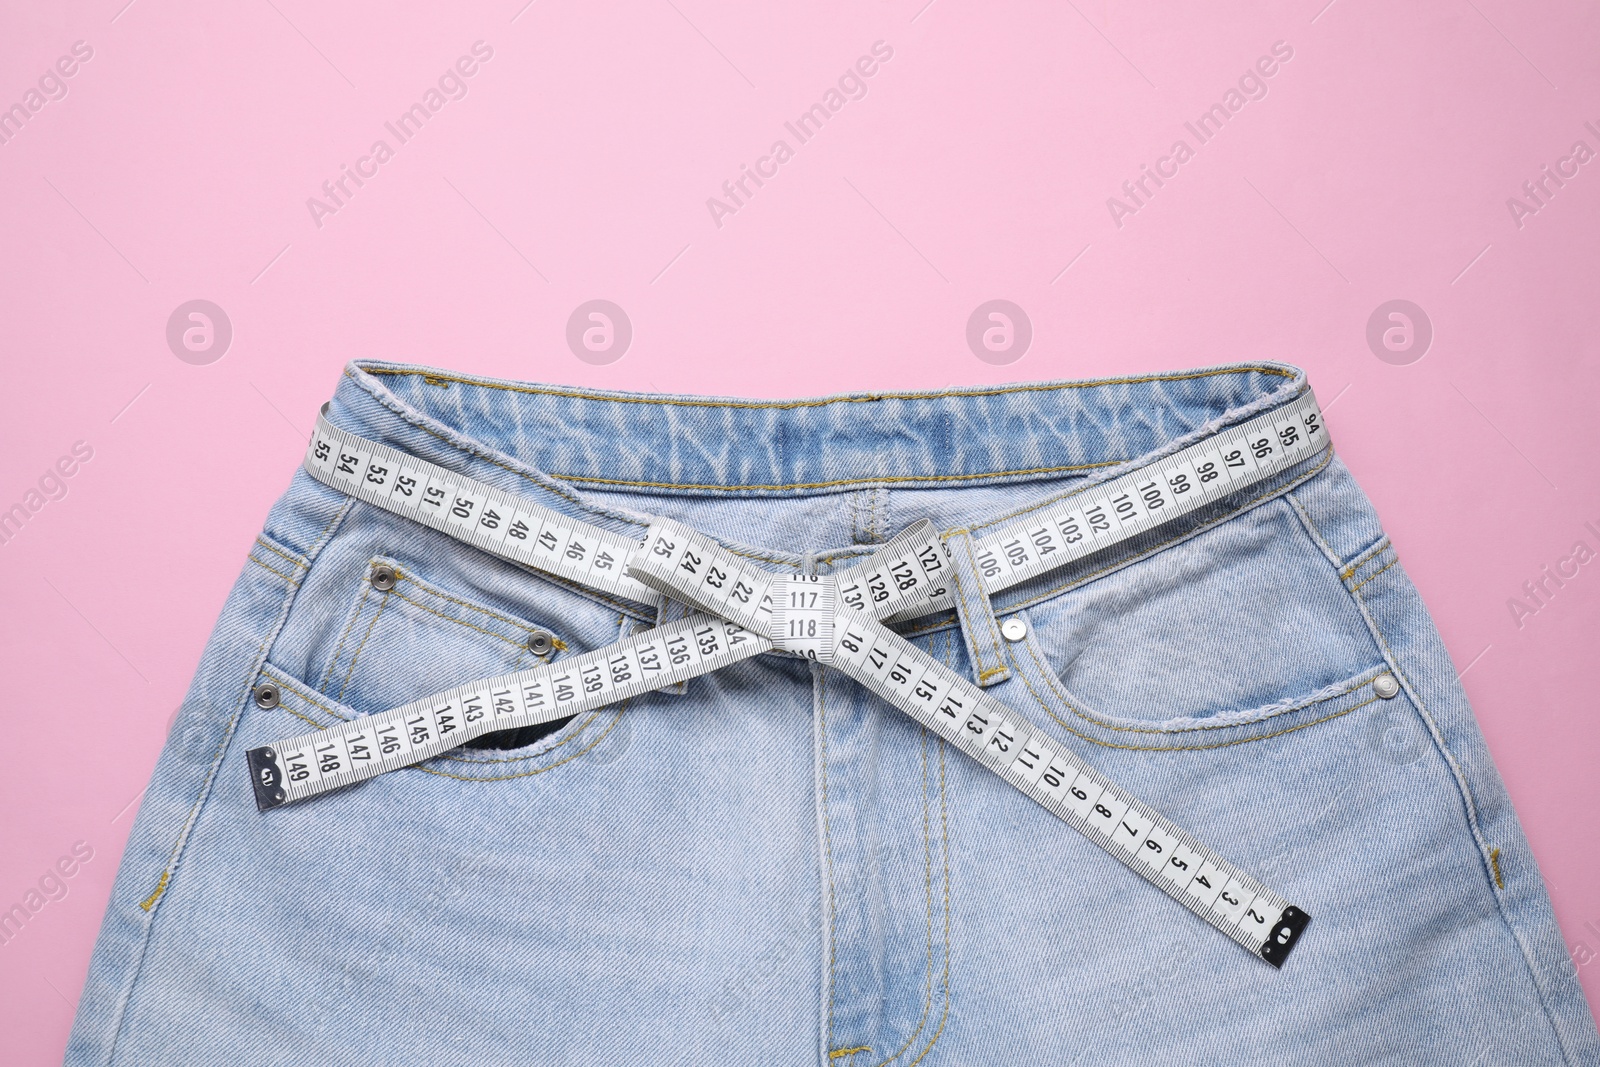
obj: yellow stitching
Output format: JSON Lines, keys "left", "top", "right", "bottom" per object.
{"left": 248, "top": 555, "right": 301, "bottom": 587}
{"left": 1012, "top": 652, "right": 1378, "bottom": 750}
{"left": 142, "top": 502, "right": 349, "bottom": 921}
{"left": 830, "top": 1049, "right": 871, "bottom": 1060}
{"left": 901, "top": 740, "right": 954, "bottom": 1067}
{"left": 384, "top": 587, "right": 542, "bottom": 649}
{"left": 1340, "top": 537, "right": 1392, "bottom": 580}
{"left": 818, "top": 666, "right": 839, "bottom": 1048}
{"left": 871, "top": 729, "right": 939, "bottom": 1067}
{"left": 1021, "top": 637, "right": 1380, "bottom": 735}
{"left": 1349, "top": 555, "right": 1399, "bottom": 594}
{"left": 894, "top": 448, "right": 1339, "bottom": 642}
{"left": 363, "top": 363, "right": 1293, "bottom": 407}
{"left": 873, "top": 640, "right": 955, "bottom": 1067}
{"left": 321, "top": 582, "right": 372, "bottom": 691}
{"left": 260, "top": 670, "right": 355, "bottom": 721}
{"left": 552, "top": 461, "right": 1119, "bottom": 494}
{"left": 394, "top": 568, "right": 560, "bottom": 639}
{"left": 356, "top": 365, "right": 1294, "bottom": 492}
{"left": 138, "top": 871, "right": 170, "bottom": 912}
{"left": 336, "top": 588, "right": 391, "bottom": 702}
{"left": 422, "top": 375, "right": 451, "bottom": 388}
{"left": 253, "top": 537, "right": 304, "bottom": 571}
{"left": 1491, "top": 848, "right": 1504, "bottom": 889}
{"left": 307, "top": 496, "right": 357, "bottom": 558}
{"left": 976, "top": 666, "right": 1009, "bottom": 682}
{"left": 1350, "top": 584, "right": 1503, "bottom": 904}
{"left": 279, "top": 703, "right": 325, "bottom": 730}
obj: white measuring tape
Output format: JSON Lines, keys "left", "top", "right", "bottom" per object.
{"left": 247, "top": 518, "right": 944, "bottom": 812}
{"left": 625, "top": 519, "right": 1309, "bottom": 965}
{"left": 249, "top": 390, "right": 1328, "bottom": 966}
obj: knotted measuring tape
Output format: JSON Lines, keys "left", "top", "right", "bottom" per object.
{"left": 247, "top": 391, "right": 1328, "bottom": 966}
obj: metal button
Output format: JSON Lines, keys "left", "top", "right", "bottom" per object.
{"left": 1000, "top": 617, "right": 1028, "bottom": 642}
{"left": 369, "top": 563, "right": 398, "bottom": 592}
{"left": 253, "top": 682, "right": 281, "bottom": 710}
{"left": 1373, "top": 673, "right": 1400, "bottom": 700}
{"left": 527, "top": 630, "right": 556, "bottom": 656}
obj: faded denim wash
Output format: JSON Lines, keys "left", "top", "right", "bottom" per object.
{"left": 67, "top": 360, "right": 1600, "bottom": 1066}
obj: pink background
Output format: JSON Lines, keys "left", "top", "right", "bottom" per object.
{"left": 2, "top": 0, "right": 1598, "bottom": 1060}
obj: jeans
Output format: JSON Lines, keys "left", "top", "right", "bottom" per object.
{"left": 66, "top": 360, "right": 1600, "bottom": 1065}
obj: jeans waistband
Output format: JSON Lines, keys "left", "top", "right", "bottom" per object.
{"left": 332, "top": 359, "right": 1308, "bottom": 498}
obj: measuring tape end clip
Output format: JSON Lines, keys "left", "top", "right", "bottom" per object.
{"left": 247, "top": 747, "right": 289, "bottom": 812}
{"left": 1258, "top": 905, "right": 1310, "bottom": 968}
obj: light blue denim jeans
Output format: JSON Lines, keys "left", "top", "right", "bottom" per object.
{"left": 67, "top": 361, "right": 1600, "bottom": 1066}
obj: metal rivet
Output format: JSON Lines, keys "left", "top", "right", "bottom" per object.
{"left": 1000, "top": 617, "right": 1028, "bottom": 643}
{"left": 369, "top": 563, "right": 398, "bottom": 592}
{"left": 253, "top": 683, "right": 281, "bottom": 710}
{"left": 527, "top": 630, "right": 555, "bottom": 656}
{"left": 1373, "top": 673, "right": 1400, "bottom": 700}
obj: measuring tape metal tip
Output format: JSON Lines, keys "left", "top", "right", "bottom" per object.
{"left": 247, "top": 746, "right": 289, "bottom": 812}
{"left": 1259, "top": 905, "right": 1311, "bottom": 968}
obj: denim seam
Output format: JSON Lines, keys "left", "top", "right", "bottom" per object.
{"left": 347, "top": 381, "right": 809, "bottom": 578}
{"left": 262, "top": 666, "right": 600, "bottom": 767}
{"left": 1348, "top": 555, "right": 1398, "bottom": 595}
{"left": 247, "top": 555, "right": 300, "bottom": 587}
{"left": 253, "top": 537, "right": 305, "bottom": 571}
{"left": 385, "top": 586, "right": 547, "bottom": 650}
{"left": 320, "top": 582, "right": 372, "bottom": 692}
{"left": 1345, "top": 571, "right": 1582, "bottom": 1066}
{"left": 552, "top": 461, "right": 1121, "bottom": 494}
{"left": 872, "top": 723, "right": 937, "bottom": 1066}
{"left": 335, "top": 588, "right": 391, "bottom": 702}
{"left": 1019, "top": 635, "right": 1383, "bottom": 736}
{"left": 880, "top": 634, "right": 956, "bottom": 1067}
{"left": 902, "top": 739, "right": 953, "bottom": 1067}
{"left": 347, "top": 369, "right": 676, "bottom": 543}
{"left": 1284, "top": 490, "right": 1343, "bottom": 570}
{"left": 362, "top": 363, "right": 1295, "bottom": 410}
{"left": 1340, "top": 536, "right": 1392, "bottom": 580}
{"left": 104, "top": 506, "right": 347, "bottom": 1067}
{"left": 390, "top": 564, "right": 570, "bottom": 643}
{"left": 816, "top": 663, "right": 841, "bottom": 1056}
{"left": 1342, "top": 545, "right": 1394, "bottom": 588}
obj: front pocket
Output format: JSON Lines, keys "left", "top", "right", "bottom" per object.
{"left": 316, "top": 556, "right": 579, "bottom": 748}
{"left": 1004, "top": 604, "right": 1393, "bottom": 751}
{"left": 1016, "top": 496, "right": 1384, "bottom": 728}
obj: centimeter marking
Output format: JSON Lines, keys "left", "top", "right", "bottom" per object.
{"left": 301, "top": 393, "right": 1326, "bottom": 630}
{"left": 626, "top": 522, "right": 1311, "bottom": 966}
{"left": 246, "top": 614, "right": 769, "bottom": 810}
{"left": 971, "top": 390, "right": 1326, "bottom": 597}
{"left": 302, "top": 407, "right": 663, "bottom": 608}
{"left": 248, "top": 519, "right": 942, "bottom": 810}
{"left": 260, "top": 390, "right": 1328, "bottom": 964}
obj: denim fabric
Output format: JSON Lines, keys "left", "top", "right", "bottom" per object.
{"left": 67, "top": 361, "right": 1600, "bottom": 1066}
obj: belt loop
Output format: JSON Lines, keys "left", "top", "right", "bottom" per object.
{"left": 652, "top": 597, "right": 696, "bottom": 695}
{"left": 943, "top": 530, "right": 1012, "bottom": 688}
